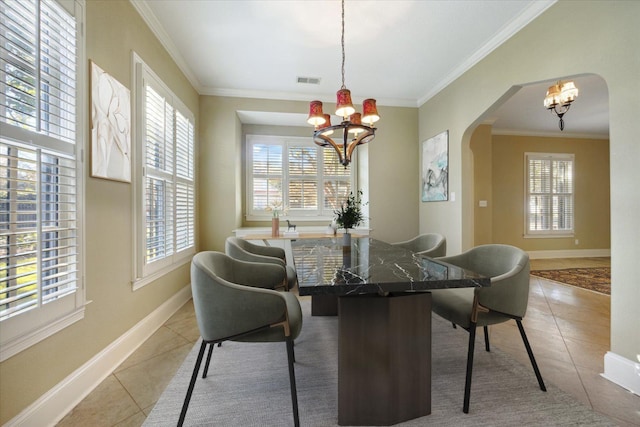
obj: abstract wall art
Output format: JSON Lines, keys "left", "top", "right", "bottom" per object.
{"left": 421, "top": 130, "right": 448, "bottom": 202}
{"left": 90, "top": 61, "right": 131, "bottom": 182}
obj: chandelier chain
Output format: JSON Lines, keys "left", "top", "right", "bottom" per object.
{"left": 341, "top": 0, "right": 346, "bottom": 89}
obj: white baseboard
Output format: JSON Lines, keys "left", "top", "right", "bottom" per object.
{"left": 602, "top": 351, "right": 640, "bottom": 397}
{"left": 6, "top": 285, "right": 192, "bottom": 427}
{"left": 528, "top": 248, "right": 611, "bottom": 259}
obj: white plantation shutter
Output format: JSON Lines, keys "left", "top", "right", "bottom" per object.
{"left": 144, "top": 85, "right": 174, "bottom": 264}
{"left": 1, "top": 0, "right": 77, "bottom": 144}
{"left": 526, "top": 153, "right": 574, "bottom": 236}
{"left": 0, "top": 0, "right": 84, "bottom": 360}
{"left": 251, "top": 143, "right": 282, "bottom": 211}
{"left": 175, "top": 111, "right": 194, "bottom": 252}
{"left": 323, "top": 150, "right": 351, "bottom": 211}
{"left": 0, "top": 142, "right": 78, "bottom": 318}
{"left": 288, "top": 146, "right": 318, "bottom": 210}
{"left": 136, "top": 56, "right": 195, "bottom": 280}
{"left": 246, "top": 135, "right": 355, "bottom": 219}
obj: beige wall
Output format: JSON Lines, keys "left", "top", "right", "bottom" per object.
{"left": 0, "top": 1, "right": 199, "bottom": 423}
{"left": 4, "top": 1, "right": 637, "bottom": 423}
{"left": 419, "top": 1, "right": 639, "bottom": 362}
{"left": 470, "top": 125, "right": 493, "bottom": 246}
{"left": 199, "top": 97, "right": 419, "bottom": 250}
{"left": 489, "top": 135, "right": 610, "bottom": 251}
{"left": 471, "top": 131, "right": 611, "bottom": 251}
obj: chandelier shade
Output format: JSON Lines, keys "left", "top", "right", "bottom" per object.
{"left": 335, "top": 88, "right": 355, "bottom": 118}
{"left": 544, "top": 80, "right": 579, "bottom": 131}
{"left": 307, "top": 0, "right": 379, "bottom": 167}
{"left": 348, "top": 113, "right": 365, "bottom": 135}
{"left": 307, "top": 100, "right": 326, "bottom": 126}
{"left": 319, "top": 114, "right": 334, "bottom": 136}
{"left": 362, "top": 98, "right": 380, "bottom": 124}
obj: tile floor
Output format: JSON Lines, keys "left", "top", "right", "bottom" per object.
{"left": 57, "top": 257, "right": 640, "bottom": 426}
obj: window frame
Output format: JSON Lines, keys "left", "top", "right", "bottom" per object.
{"left": 131, "top": 52, "right": 195, "bottom": 290}
{"left": 0, "top": 0, "right": 86, "bottom": 362}
{"left": 524, "top": 152, "right": 575, "bottom": 238}
{"left": 245, "top": 134, "right": 356, "bottom": 222}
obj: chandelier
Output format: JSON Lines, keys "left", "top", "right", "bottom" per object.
{"left": 543, "top": 80, "right": 579, "bottom": 131}
{"left": 306, "top": 0, "right": 379, "bottom": 167}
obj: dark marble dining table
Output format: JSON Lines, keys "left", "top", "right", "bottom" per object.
{"left": 291, "top": 236, "right": 490, "bottom": 426}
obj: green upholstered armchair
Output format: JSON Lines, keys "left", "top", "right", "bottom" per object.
{"left": 391, "top": 233, "right": 447, "bottom": 257}
{"left": 431, "top": 244, "right": 546, "bottom": 413}
{"left": 179, "top": 251, "right": 303, "bottom": 426}
{"left": 225, "top": 236, "right": 298, "bottom": 291}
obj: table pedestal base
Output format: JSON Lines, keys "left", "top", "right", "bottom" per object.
{"left": 338, "top": 293, "right": 432, "bottom": 426}
{"left": 311, "top": 294, "right": 338, "bottom": 316}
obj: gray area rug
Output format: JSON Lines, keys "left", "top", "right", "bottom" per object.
{"left": 144, "top": 299, "right": 614, "bottom": 426}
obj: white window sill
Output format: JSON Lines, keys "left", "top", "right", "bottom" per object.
{"left": 523, "top": 233, "right": 574, "bottom": 239}
{"left": 132, "top": 256, "right": 192, "bottom": 291}
{"left": 234, "top": 225, "right": 370, "bottom": 237}
{"left": 245, "top": 215, "right": 335, "bottom": 223}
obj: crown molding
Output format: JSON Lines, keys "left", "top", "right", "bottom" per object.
{"left": 417, "top": 0, "right": 556, "bottom": 107}
{"left": 492, "top": 128, "right": 609, "bottom": 140}
{"left": 129, "top": 0, "right": 203, "bottom": 93}
{"left": 199, "top": 87, "right": 417, "bottom": 108}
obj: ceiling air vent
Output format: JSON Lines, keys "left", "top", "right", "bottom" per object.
{"left": 297, "top": 76, "right": 321, "bottom": 85}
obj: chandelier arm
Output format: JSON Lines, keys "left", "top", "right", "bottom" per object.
{"left": 314, "top": 132, "right": 346, "bottom": 166}
{"left": 346, "top": 128, "right": 375, "bottom": 161}
{"left": 553, "top": 103, "right": 571, "bottom": 116}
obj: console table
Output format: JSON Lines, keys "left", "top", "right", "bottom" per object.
{"left": 292, "top": 237, "right": 490, "bottom": 426}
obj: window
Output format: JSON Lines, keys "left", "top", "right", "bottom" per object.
{"left": 0, "top": 0, "right": 85, "bottom": 361}
{"left": 132, "top": 54, "right": 195, "bottom": 288}
{"left": 246, "top": 135, "right": 354, "bottom": 220}
{"left": 525, "top": 153, "right": 574, "bottom": 237}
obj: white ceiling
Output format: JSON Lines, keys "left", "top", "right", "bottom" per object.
{"left": 133, "top": 0, "right": 609, "bottom": 138}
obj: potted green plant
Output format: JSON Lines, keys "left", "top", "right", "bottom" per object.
{"left": 334, "top": 190, "right": 366, "bottom": 244}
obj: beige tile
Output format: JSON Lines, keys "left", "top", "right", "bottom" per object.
{"left": 564, "top": 336, "right": 608, "bottom": 372}
{"left": 165, "top": 300, "right": 195, "bottom": 327}
{"left": 56, "top": 375, "right": 139, "bottom": 427}
{"left": 113, "top": 411, "right": 146, "bottom": 427}
{"left": 530, "top": 257, "right": 610, "bottom": 270}
{"left": 142, "top": 403, "right": 157, "bottom": 417}
{"left": 115, "top": 325, "right": 189, "bottom": 373}
{"left": 115, "top": 342, "right": 194, "bottom": 410}
{"left": 577, "top": 365, "right": 640, "bottom": 426}
{"left": 165, "top": 313, "right": 200, "bottom": 343}
{"left": 554, "top": 316, "right": 610, "bottom": 347}
{"left": 535, "top": 355, "right": 592, "bottom": 407}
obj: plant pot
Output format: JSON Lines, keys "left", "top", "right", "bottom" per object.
{"left": 343, "top": 231, "right": 351, "bottom": 246}
{"left": 271, "top": 217, "right": 279, "bottom": 237}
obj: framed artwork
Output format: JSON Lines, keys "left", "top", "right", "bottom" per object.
{"left": 421, "top": 130, "right": 448, "bottom": 202}
{"left": 90, "top": 61, "right": 131, "bottom": 182}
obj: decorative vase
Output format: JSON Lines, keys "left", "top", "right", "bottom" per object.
{"left": 271, "top": 217, "right": 280, "bottom": 237}
{"left": 343, "top": 231, "right": 351, "bottom": 246}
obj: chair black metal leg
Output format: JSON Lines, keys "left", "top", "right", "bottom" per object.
{"left": 463, "top": 324, "right": 477, "bottom": 413}
{"left": 286, "top": 337, "right": 300, "bottom": 427}
{"left": 178, "top": 341, "right": 207, "bottom": 426}
{"left": 202, "top": 342, "right": 215, "bottom": 378}
{"left": 452, "top": 322, "right": 457, "bottom": 329}
{"left": 516, "top": 320, "right": 547, "bottom": 392}
{"left": 483, "top": 326, "right": 490, "bottom": 352}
